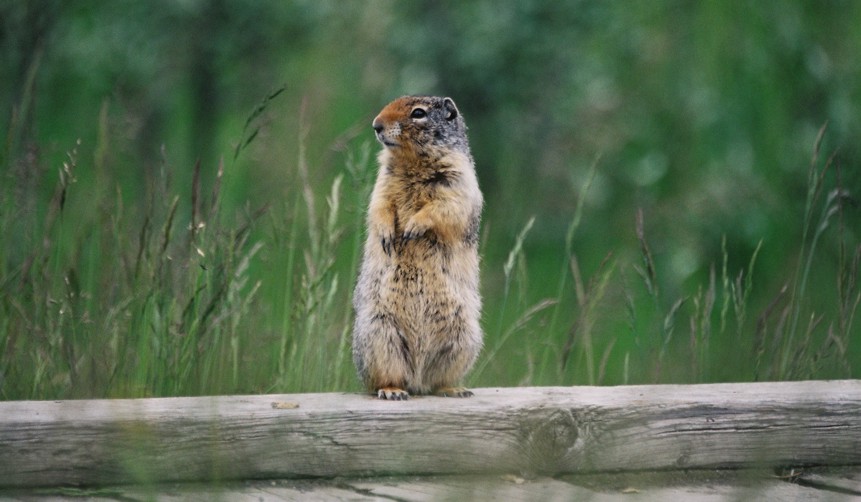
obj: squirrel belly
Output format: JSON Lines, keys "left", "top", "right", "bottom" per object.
{"left": 352, "top": 96, "right": 483, "bottom": 400}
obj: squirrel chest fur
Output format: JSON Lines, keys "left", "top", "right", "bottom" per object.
{"left": 352, "top": 96, "right": 483, "bottom": 400}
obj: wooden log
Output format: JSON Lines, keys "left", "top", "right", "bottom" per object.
{"left": 1, "top": 381, "right": 859, "bottom": 488}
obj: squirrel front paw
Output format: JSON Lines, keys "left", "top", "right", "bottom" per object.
{"left": 402, "top": 216, "right": 430, "bottom": 242}
{"left": 374, "top": 222, "right": 396, "bottom": 256}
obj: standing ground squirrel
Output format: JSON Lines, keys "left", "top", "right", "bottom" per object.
{"left": 352, "top": 96, "right": 484, "bottom": 400}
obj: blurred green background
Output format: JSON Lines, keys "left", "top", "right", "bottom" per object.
{"left": 2, "top": 0, "right": 859, "bottom": 399}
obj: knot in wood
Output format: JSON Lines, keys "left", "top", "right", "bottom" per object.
{"left": 518, "top": 408, "right": 580, "bottom": 474}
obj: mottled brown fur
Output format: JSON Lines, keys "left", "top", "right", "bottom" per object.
{"left": 352, "top": 96, "right": 483, "bottom": 400}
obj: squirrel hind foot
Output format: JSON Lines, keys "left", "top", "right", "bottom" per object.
{"left": 377, "top": 387, "right": 410, "bottom": 400}
{"left": 434, "top": 386, "right": 474, "bottom": 398}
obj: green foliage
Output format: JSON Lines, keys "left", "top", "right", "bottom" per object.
{"left": 1, "top": 1, "right": 859, "bottom": 399}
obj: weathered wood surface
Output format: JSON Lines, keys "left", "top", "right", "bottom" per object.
{"left": 1, "top": 381, "right": 860, "bottom": 489}
{"left": 3, "top": 470, "right": 861, "bottom": 501}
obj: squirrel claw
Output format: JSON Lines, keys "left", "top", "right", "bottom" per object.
{"left": 377, "top": 387, "right": 409, "bottom": 400}
{"left": 380, "top": 236, "right": 394, "bottom": 256}
{"left": 402, "top": 228, "right": 424, "bottom": 242}
{"left": 434, "top": 387, "right": 474, "bottom": 398}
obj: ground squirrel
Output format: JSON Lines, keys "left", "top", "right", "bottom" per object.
{"left": 352, "top": 96, "right": 484, "bottom": 400}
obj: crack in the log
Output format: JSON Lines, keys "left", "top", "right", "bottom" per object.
{"left": 653, "top": 423, "right": 779, "bottom": 435}
{"left": 336, "top": 480, "right": 409, "bottom": 502}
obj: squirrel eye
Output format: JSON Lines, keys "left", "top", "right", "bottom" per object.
{"left": 410, "top": 108, "right": 427, "bottom": 119}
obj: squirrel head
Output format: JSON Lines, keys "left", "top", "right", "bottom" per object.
{"left": 372, "top": 96, "right": 469, "bottom": 158}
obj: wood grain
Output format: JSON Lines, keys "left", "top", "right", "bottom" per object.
{"left": 1, "top": 381, "right": 859, "bottom": 488}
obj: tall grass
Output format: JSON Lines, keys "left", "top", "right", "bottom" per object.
{"left": 0, "top": 87, "right": 365, "bottom": 399}
{"left": 0, "top": 134, "right": 266, "bottom": 398}
{"left": 471, "top": 124, "right": 856, "bottom": 388}
{"left": 0, "top": 94, "right": 856, "bottom": 400}
{"left": 756, "top": 124, "right": 859, "bottom": 380}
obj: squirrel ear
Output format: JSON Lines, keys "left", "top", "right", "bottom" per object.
{"left": 442, "top": 97, "right": 459, "bottom": 121}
